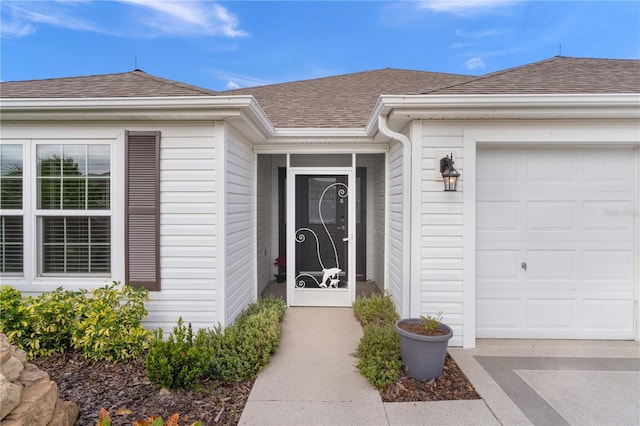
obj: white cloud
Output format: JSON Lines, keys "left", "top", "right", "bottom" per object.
{"left": 0, "top": 0, "right": 248, "bottom": 39}
{"left": 226, "top": 80, "right": 240, "bottom": 89}
{"left": 0, "top": 19, "right": 36, "bottom": 38}
{"left": 1, "top": 1, "right": 103, "bottom": 38}
{"left": 119, "top": 0, "right": 248, "bottom": 37}
{"left": 465, "top": 57, "right": 486, "bottom": 69}
{"left": 419, "top": 0, "right": 517, "bottom": 16}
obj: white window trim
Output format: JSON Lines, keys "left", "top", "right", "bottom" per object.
{"left": 16, "top": 139, "right": 118, "bottom": 286}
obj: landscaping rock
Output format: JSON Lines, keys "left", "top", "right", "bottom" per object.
{"left": 12, "top": 347, "right": 28, "bottom": 366}
{"left": 1, "top": 356, "right": 23, "bottom": 382}
{"left": 0, "top": 373, "right": 22, "bottom": 419}
{"left": 0, "top": 334, "right": 12, "bottom": 363}
{"left": 0, "top": 334, "right": 78, "bottom": 425}
{"left": 20, "top": 363, "right": 50, "bottom": 388}
{"left": 2, "top": 380, "right": 58, "bottom": 426}
{"left": 47, "top": 398, "right": 80, "bottom": 426}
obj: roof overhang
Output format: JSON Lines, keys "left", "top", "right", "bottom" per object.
{"left": 371, "top": 93, "right": 640, "bottom": 132}
{"left": 0, "top": 96, "right": 275, "bottom": 143}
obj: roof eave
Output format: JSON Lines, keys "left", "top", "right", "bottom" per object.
{"left": 373, "top": 93, "right": 640, "bottom": 130}
{"left": 0, "top": 96, "right": 275, "bottom": 143}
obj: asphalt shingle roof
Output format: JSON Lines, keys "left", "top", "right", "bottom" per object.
{"left": 429, "top": 56, "right": 640, "bottom": 95}
{"left": 1, "top": 57, "right": 638, "bottom": 128}
{"left": 222, "top": 68, "right": 474, "bottom": 128}
{"left": 0, "top": 70, "right": 217, "bottom": 98}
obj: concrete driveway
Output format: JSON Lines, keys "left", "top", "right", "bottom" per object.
{"left": 449, "top": 340, "right": 640, "bottom": 425}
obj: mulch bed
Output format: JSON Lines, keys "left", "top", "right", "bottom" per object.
{"left": 34, "top": 351, "right": 478, "bottom": 425}
{"left": 32, "top": 353, "right": 253, "bottom": 426}
{"left": 381, "top": 354, "right": 480, "bottom": 402}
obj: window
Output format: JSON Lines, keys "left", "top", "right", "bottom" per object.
{"left": 0, "top": 144, "right": 23, "bottom": 274}
{"left": 2, "top": 133, "right": 160, "bottom": 287}
{"left": 36, "top": 144, "right": 111, "bottom": 275}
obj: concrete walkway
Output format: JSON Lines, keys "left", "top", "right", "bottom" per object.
{"left": 238, "top": 307, "right": 498, "bottom": 425}
{"left": 239, "top": 307, "right": 640, "bottom": 425}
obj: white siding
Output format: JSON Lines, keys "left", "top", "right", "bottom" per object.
{"left": 386, "top": 140, "right": 405, "bottom": 313}
{"left": 256, "top": 155, "right": 273, "bottom": 294}
{"left": 155, "top": 126, "right": 219, "bottom": 331}
{"left": 225, "top": 126, "right": 257, "bottom": 324}
{"left": 373, "top": 154, "right": 386, "bottom": 290}
{"left": 1, "top": 122, "right": 222, "bottom": 333}
{"left": 418, "top": 123, "right": 464, "bottom": 346}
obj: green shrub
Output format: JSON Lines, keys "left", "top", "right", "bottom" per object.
{"left": 355, "top": 323, "right": 402, "bottom": 389}
{"left": 208, "top": 296, "right": 285, "bottom": 382}
{"left": 0, "top": 285, "right": 30, "bottom": 347}
{"left": 146, "top": 317, "right": 211, "bottom": 389}
{"left": 353, "top": 292, "right": 399, "bottom": 327}
{"left": 25, "top": 287, "right": 82, "bottom": 357}
{"left": 145, "top": 296, "right": 286, "bottom": 389}
{"left": 71, "top": 283, "right": 151, "bottom": 362}
{"left": 1, "top": 283, "right": 150, "bottom": 361}
{"left": 352, "top": 292, "right": 403, "bottom": 390}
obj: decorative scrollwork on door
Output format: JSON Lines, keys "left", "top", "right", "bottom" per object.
{"left": 295, "top": 182, "right": 348, "bottom": 288}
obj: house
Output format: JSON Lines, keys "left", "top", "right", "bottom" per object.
{"left": 1, "top": 56, "right": 638, "bottom": 347}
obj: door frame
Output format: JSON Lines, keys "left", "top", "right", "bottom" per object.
{"left": 278, "top": 166, "right": 367, "bottom": 280}
{"left": 286, "top": 157, "right": 356, "bottom": 307}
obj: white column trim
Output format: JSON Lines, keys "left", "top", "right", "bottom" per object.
{"left": 462, "top": 131, "right": 477, "bottom": 348}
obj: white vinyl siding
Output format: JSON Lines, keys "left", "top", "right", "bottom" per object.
{"left": 256, "top": 155, "right": 273, "bottom": 294}
{"left": 225, "top": 127, "right": 256, "bottom": 325}
{"left": 386, "top": 140, "right": 405, "bottom": 314}
{"left": 149, "top": 125, "right": 219, "bottom": 331}
{"left": 418, "top": 123, "right": 464, "bottom": 346}
{"left": 373, "top": 154, "right": 386, "bottom": 290}
{"left": 1, "top": 122, "right": 222, "bottom": 333}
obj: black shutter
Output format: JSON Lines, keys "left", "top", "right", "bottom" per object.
{"left": 125, "top": 131, "right": 160, "bottom": 291}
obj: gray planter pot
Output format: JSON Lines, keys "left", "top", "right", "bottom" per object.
{"left": 395, "top": 319, "right": 453, "bottom": 381}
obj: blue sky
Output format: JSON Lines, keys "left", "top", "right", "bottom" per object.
{"left": 1, "top": 1, "right": 638, "bottom": 91}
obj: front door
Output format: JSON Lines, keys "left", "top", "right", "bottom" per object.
{"left": 287, "top": 167, "right": 355, "bottom": 306}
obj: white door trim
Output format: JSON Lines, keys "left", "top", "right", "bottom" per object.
{"left": 286, "top": 157, "right": 357, "bottom": 307}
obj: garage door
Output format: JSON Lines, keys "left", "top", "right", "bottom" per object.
{"left": 477, "top": 148, "right": 636, "bottom": 339}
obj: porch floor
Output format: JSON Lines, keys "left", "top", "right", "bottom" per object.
{"left": 260, "top": 280, "right": 381, "bottom": 301}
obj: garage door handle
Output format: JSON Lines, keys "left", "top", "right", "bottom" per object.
{"left": 521, "top": 262, "right": 527, "bottom": 271}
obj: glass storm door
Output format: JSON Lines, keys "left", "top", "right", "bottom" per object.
{"left": 287, "top": 169, "right": 355, "bottom": 306}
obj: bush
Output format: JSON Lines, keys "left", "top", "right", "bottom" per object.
{"left": 0, "top": 283, "right": 150, "bottom": 361}
{"left": 25, "top": 287, "right": 82, "bottom": 357}
{"left": 352, "top": 292, "right": 403, "bottom": 390}
{"left": 1, "top": 286, "right": 83, "bottom": 357}
{"left": 145, "top": 296, "right": 286, "bottom": 389}
{"left": 0, "top": 285, "right": 30, "bottom": 348}
{"left": 208, "top": 296, "right": 285, "bottom": 382}
{"left": 355, "top": 323, "right": 402, "bottom": 389}
{"left": 146, "top": 318, "right": 211, "bottom": 390}
{"left": 353, "top": 292, "right": 399, "bottom": 327}
{"left": 71, "top": 283, "right": 151, "bottom": 362}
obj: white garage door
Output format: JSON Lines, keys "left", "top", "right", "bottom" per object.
{"left": 477, "top": 148, "right": 636, "bottom": 339}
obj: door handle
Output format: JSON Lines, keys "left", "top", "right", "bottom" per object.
{"left": 521, "top": 262, "right": 527, "bottom": 271}
{"left": 342, "top": 237, "right": 351, "bottom": 242}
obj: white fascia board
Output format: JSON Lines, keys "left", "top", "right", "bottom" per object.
{"left": 1, "top": 95, "right": 274, "bottom": 143}
{"left": 0, "top": 95, "right": 274, "bottom": 138}
{"left": 371, "top": 93, "right": 640, "bottom": 130}
{"left": 259, "top": 127, "right": 379, "bottom": 149}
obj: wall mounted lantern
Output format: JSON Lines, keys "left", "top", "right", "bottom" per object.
{"left": 440, "top": 153, "right": 460, "bottom": 192}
